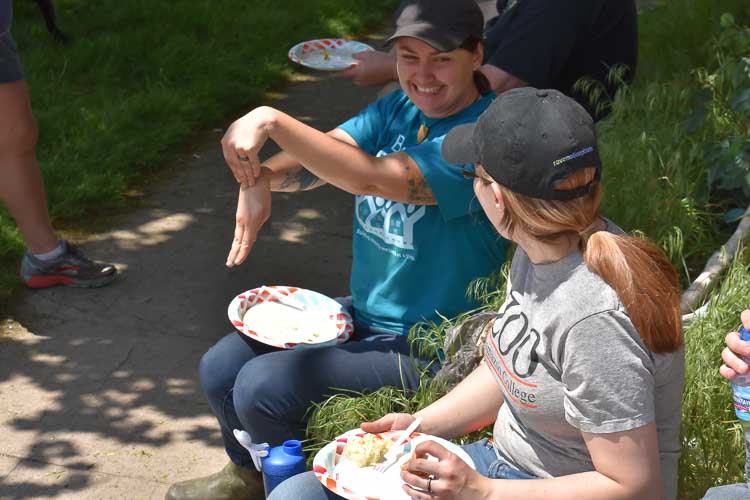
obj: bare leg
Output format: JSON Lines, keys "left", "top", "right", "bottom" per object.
{"left": 0, "top": 79, "right": 58, "bottom": 254}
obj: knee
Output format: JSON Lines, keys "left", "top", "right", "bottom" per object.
{"left": 199, "top": 344, "right": 237, "bottom": 400}
{"left": 267, "top": 471, "right": 325, "bottom": 500}
{"left": 0, "top": 110, "right": 37, "bottom": 155}
{"left": 232, "top": 355, "right": 290, "bottom": 422}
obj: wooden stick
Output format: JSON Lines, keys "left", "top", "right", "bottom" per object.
{"left": 681, "top": 204, "right": 750, "bottom": 314}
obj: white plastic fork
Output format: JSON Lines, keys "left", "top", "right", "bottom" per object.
{"left": 373, "top": 416, "right": 423, "bottom": 473}
{"left": 259, "top": 285, "right": 307, "bottom": 311}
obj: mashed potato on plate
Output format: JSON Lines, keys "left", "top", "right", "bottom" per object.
{"left": 242, "top": 302, "right": 338, "bottom": 344}
{"left": 342, "top": 433, "right": 393, "bottom": 468}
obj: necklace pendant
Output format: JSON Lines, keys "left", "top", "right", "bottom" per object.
{"left": 417, "top": 124, "right": 429, "bottom": 144}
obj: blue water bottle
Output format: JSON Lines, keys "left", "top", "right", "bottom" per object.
{"left": 261, "top": 440, "right": 306, "bottom": 497}
{"left": 731, "top": 325, "right": 750, "bottom": 483}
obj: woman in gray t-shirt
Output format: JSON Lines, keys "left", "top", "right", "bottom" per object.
{"left": 399, "top": 90, "right": 683, "bottom": 498}
{"left": 409, "top": 89, "right": 683, "bottom": 499}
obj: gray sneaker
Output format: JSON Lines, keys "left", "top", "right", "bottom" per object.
{"left": 20, "top": 240, "right": 117, "bottom": 288}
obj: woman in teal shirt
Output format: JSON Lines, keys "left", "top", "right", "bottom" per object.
{"left": 166, "top": 1, "right": 508, "bottom": 498}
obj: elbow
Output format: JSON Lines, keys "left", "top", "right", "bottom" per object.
{"left": 617, "top": 476, "right": 661, "bottom": 500}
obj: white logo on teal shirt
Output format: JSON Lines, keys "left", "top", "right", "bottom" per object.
{"left": 356, "top": 196, "right": 426, "bottom": 250}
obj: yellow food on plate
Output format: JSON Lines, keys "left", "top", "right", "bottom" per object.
{"left": 342, "top": 434, "right": 392, "bottom": 468}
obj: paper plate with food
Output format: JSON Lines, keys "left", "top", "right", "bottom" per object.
{"left": 312, "top": 428, "right": 475, "bottom": 500}
{"left": 227, "top": 285, "right": 353, "bottom": 349}
{"left": 287, "top": 38, "right": 373, "bottom": 71}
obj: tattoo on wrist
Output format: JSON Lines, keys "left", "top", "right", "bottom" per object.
{"left": 278, "top": 168, "right": 321, "bottom": 191}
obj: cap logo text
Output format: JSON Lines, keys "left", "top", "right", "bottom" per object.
{"left": 552, "top": 146, "right": 593, "bottom": 167}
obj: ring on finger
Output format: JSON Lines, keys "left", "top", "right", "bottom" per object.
{"left": 427, "top": 475, "right": 433, "bottom": 493}
{"left": 237, "top": 155, "right": 250, "bottom": 161}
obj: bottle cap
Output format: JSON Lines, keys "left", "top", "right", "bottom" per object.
{"left": 740, "top": 325, "right": 750, "bottom": 342}
{"left": 262, "top": 440, "right": 305, "bottom": 476}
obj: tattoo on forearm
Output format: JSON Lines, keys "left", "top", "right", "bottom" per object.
{"left": 278, "top": 168, "right": 322, "bottom": 191}
{"left": 405, "top": 162, "right": 436, "bottom": 204}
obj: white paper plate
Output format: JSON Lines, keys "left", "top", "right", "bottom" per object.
{"left": 288, "top": 39, "right": 373, "bottom": 71}
{"left": 313, "top": 428, "right": 475, "bottom": 500}
{"left": 227, "top": 285, "right": 353, "bottom": 349}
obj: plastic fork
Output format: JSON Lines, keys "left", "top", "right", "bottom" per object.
{"left": 260, "top": 285, "right": 307, "bottom": 311}
{"left": 373, "top": 416, "right": 423, "bottom": 473}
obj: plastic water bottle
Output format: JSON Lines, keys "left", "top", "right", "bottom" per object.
{"left": 731, "top": 325, "right": 750, "bottom": 483}
{"left": 261, "top": 440, "right": 306, "bottom": 497}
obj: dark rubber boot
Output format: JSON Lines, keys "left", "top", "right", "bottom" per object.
{"left": 164, "top": 462, "right": 264, "bottom": 500}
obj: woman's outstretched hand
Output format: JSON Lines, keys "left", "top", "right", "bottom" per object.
{"left": 401, "top": 440, "right": 489, "bottom": 500}
{"left": 226, "top": 180, "right": 271, "bottom": 267}
{"left": 221, "top": 107, "right": 275, "bottom": 188}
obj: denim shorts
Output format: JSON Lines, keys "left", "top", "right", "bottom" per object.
{"left": 0, "top": 30, "right": 24, "bottom": 84}
{"left": 461, "top": 438, "right": 537, "bottom": 480}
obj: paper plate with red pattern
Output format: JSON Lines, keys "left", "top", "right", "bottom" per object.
{"left": 227, "top": 285, "right": 353, "bottom": 349}
{"left": 288, "top": 39, "right": 373, "bottom": 71}
{"left": 312, "top": 428, "right": 475, "bottom": 500}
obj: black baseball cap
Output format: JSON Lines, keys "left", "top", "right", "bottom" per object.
{"left": 442, "top": 88, "right": 602, "bottom": 201}
{"left": 384, "top": 0, "right": 484, "bottom": 52}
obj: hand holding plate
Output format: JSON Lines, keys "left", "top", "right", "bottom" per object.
{"left": 339, "top": 50, "right": 397, "bottom": 87}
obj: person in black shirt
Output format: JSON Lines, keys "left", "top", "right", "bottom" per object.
{"left": 341, "top": 0, "right": 638, "bottom": 120}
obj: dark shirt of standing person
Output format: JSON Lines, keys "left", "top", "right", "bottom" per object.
{"left": 484, "top": 0, "right": 638, "bottom": 120}
{"left": 0, "top": 0, "right": 11, "bottom": 33}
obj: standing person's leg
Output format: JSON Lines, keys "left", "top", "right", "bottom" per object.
{"left": 0, "top": 33, "right": 56, "bottom": 254}
{"left": 0, "top": 29, "right": 116, "bottom": 288}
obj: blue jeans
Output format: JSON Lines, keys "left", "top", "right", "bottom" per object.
{"left": 200, "top": 300, "right": 432, "bottom": 468}
{"left": 267, "top": 438, "right": 536, "bottom": 500}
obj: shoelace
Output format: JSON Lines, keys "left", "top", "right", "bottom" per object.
{"left": 65, "top": 244, "right": 94, "bottom": 265}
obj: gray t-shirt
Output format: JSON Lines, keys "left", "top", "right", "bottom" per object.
{"left": 485, "top": 221, "right": 684, "bottom": 499}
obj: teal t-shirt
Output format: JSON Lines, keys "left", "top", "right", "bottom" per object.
{"left": 338, "top": 90, "right": 508, "bottom": 335}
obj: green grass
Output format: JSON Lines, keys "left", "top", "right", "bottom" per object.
{"left": 0, "top": 0, "right": 398, "bottom": 299}
{"left": 593, "top": 0, "right": 750, "bottom": 285}
{"left": 680, "top": 248, "right": 750, "bottom": 499}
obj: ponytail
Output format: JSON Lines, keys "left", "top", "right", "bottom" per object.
{"left": 583, "top": 231, "right": 682, "bottom": 353}
{"left": 473, "top": 70, "right": 491, "bottom": 94}
{"left": 459, "top": 36, "right": 491, "bottom": 94}
{"left": 496, "top": 169, "right": 682, "bottom": 353}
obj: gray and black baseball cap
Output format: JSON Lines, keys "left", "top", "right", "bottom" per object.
{"left": 384, "top": 0, "right": 484, "bottom": 52}
{"left": 442, "top": 88, "right": 602, "bottom": 201}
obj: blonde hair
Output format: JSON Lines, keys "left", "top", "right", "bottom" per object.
{"left": 496, "top": 169, "right": 682, "bottom": 353}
